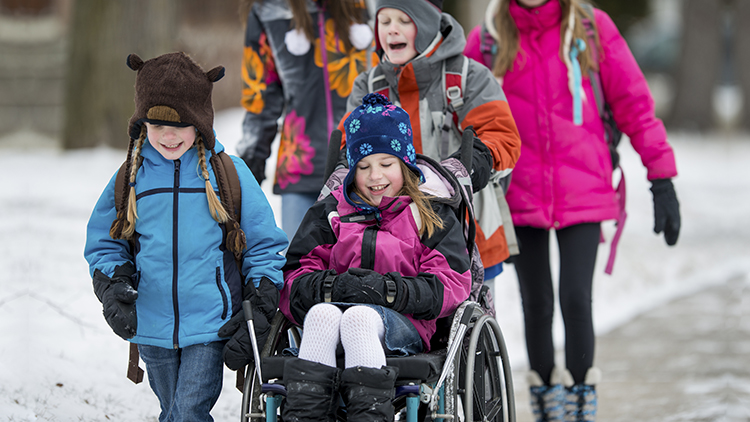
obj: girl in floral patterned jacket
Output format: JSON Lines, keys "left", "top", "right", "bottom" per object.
{"left": 237, "top": 0, "right": 377, "bottom": 242}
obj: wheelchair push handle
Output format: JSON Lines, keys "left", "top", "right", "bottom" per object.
{"left": 242, "top": 300, "right": 254, "bottom": 322}
{"left": 242, "top": 299, "right": 264, "bottom": 384}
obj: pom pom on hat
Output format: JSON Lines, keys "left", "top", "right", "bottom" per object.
{"left": 342, "top": 93, "right": 424, "bottom": 212}
{"left": 349, "top": 23, "right": 374, "bottom": 50}
{"left": 285, "top": 28, "right": 311, "bottom": 56}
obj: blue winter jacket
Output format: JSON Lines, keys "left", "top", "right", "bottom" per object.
{"left": 84, "top": 139, "right": 288, "bottom": 349}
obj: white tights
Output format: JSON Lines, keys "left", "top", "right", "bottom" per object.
{"left": 297, "top": 303, "right": 386, "bottom": 369}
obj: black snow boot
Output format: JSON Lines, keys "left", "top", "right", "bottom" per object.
{"left": 281, "top": 358, "right": 341, "bottom": 422}
{"left": 340, "top": 365, "right": 398, "bottom": 422}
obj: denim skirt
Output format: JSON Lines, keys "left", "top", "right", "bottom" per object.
{"left": 335, "top": 303, "right": 424, "bottom": 357}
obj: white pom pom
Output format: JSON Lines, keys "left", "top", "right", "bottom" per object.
{"left": 349, "top": 23, "right": 373, "bottom": 50}
{"left": 285, "top": 28, "right": 311, "bottom": 56}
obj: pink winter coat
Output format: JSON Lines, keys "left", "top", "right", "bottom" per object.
{"left": 464, "top": 0, "right": 677, "bottom": 230}
{"left": 281, "top": 181, "right": 472, "bottom": 351}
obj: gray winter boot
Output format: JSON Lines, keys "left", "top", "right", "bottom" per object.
{"left": 563, "top": 367, "right": 601, "bottom": 422}
{"left": 281, "top": 358, "right": 341, "bottom": 422}
{"left": 340, "top": 365, "right": 398, "bottom": 422}
{"left": 527, "top": 367, "right": 565, "bottom": 422}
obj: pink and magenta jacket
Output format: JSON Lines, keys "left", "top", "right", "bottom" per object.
{"left": 464, "top": 1, "right": 677, "bottom": 230}
{"left": 280, "top": 179, "right": 472, "bottom": 350}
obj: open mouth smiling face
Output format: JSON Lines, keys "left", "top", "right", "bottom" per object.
{"left": 377, "top": 8, "right": 418, "bottom": 65}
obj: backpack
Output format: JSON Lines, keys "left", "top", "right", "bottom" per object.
{"left": 478, "top": 5, "right": 627, "bottom": 275}
{"left": 113, "top": 150, "right": 244, "bottom": 384}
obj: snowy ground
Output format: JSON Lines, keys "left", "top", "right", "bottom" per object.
{"left": 2, "top": 108, "right": 749, "bottom": 421}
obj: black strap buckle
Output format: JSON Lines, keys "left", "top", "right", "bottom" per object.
{"left": 385, "top": 279, "right": 397, "bottom": 304}
{"left": 323, "top": 276, "right": 335, "bottom": 303}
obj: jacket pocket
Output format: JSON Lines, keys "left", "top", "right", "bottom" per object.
{"left": 215, "top": 266, "right": 229, "bottom": 320}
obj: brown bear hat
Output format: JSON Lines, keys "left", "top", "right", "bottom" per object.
{"left": 127, "top": 52, "right": 225, "bottom": 150}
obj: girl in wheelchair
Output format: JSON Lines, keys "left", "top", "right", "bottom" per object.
{"left": 278, "top": 93, "right": 473, "bottom": 421}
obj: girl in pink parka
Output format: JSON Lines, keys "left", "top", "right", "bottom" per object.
{"left": 279, "top": 93, "right": 472, "bottom": 421}
{"left": 464, "top": 1, "right": 681, "bottom": 420}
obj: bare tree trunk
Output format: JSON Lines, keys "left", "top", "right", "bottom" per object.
{"left": 62, "top": 0, "right": 177, "bottom": 149}
{"left": 666, "top": 0, "right": 723, "bottom": 131}
{"left": 734, "top": 0, "right": 750, "bottom": 131}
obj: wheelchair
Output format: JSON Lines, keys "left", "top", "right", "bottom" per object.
{"left": 238, "top": 299, "right": 515, "bottom": 422}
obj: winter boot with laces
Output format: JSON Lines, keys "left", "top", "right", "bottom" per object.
{"left": 563, "top": 367, "right": 601, "bottom": 422}
{"left": 281, "top": 358, "right": 342, "bottom": 422}
{"left": 340, "top": 365, "right": 398, "bottom": 422}
{"left": 527, "top": 367, "right": 566, "bottom": 422}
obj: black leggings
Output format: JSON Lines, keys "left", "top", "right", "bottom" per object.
{"left": 513, "top": 223, "right": 600, "bottom": 385}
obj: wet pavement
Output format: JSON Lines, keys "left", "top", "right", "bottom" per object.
{"left": 511, "top": 275, "right": 750, "bottom": 422}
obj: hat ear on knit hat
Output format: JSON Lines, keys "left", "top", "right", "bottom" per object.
{"left": 343, "top": 93, "right": 424, "bottom": 211}
{"left": 127, "top": 52, "right": 223, "bottom": 149}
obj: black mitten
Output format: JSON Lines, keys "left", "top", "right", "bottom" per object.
{"left": 92, "top": 262, "right": 138, "bottom": 340}
{"left": 287, "top": 269, "right": 337, "bottom": 324}
{"left": 383, "top": 272, "right": 442, "bottom": 320}
{"left": 650, "top": 178, "right": 681, "bottom": 246}
{"left": 449, "top": 133, "right": 494, "bottom": 193}
{"left": 219, "top": 276, "right": 279, "bottom": 371}
{"left": 331, "top": 268, "right": 404, "bottom": 308}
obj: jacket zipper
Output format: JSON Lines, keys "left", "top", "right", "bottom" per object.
{"left": 215, "top": 267, "right": 228, "bottom": 319}
{"left": 172, "top": 159, "right": 181, "bottom": 348}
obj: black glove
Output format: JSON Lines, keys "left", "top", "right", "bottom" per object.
{"left": 450, "top": 132, "right": 493, "bottom": 193}
{"left": 650, "top": 178, "right": 681, "bottom": 246}
{"left": 242, "top": 156, "right": 267, "bottom": 185}
{"left": 219, "top": 276, "right": 279, "bottom": 371}
{"left": 92, "top": 262, "right": 138, "bottom": 340}
{"left": 331, "top": 268, "right": 404, "bottom": 308}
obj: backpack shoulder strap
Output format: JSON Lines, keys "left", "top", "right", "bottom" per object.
{"left": 440, "top": 55, "right": 469, "bottom": 158}
{"left": 114, "top": 161, "right": 129, "bottom": 215}
{"left": 367, "top": 66, "right": 389, "bottom": 99}
{"left": 210, "top": 151, "right": 246, "bottom": 269}
{"left": 579, "top": 4, "right": 605, "bottom": 118}
{"left": 214, "top": 151, "right": 242, "bottom": 225}
{"left": 479, "top": 22, "right": 498, "bottom": 68}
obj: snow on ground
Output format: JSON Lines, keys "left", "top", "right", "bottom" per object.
{"left": 1, "top": 108, "right": 749, "bottom": 421}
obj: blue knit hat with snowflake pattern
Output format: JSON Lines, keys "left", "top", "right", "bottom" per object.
{"left": 343, "top": 93, "right": 424, "bottom": 211}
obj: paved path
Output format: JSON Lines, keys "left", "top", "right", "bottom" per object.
{"left": 511, "top": 275, "right": 750, "bottom": 422}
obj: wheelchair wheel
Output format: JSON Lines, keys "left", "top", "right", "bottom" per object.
{"left": 241, "top": 312, "right": 300, "bottom": 422}
{"left": 459, "top": 313, "right": 516, "bottom": 422}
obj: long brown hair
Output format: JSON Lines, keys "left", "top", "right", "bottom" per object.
{"left": 352, "top": 161, "right": 444, "bottom": 238}
{"left": 239, "top": 0, "right": 368, "bottom": 51}
{"left": 490, "top": 0, "right": 600, "bottom": 77}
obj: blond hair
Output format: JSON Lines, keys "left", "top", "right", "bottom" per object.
{"left": 110, "top": 130, "right": 231, "bottom": 241}
{"left": 490, "top": 0, "right": 600, "bottom": 78}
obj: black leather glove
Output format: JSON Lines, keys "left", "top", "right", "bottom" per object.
{"left": 219, "top": 276, "right": 279, "bottom": 371}
{"left": 650, "top": 178, "right": 681, "bottom": 246}
{"left": 92, "top": 262, "right": 138, "bottom": 340}
{"left": 449, "top": 132, "right": 493, "bottom": 193}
